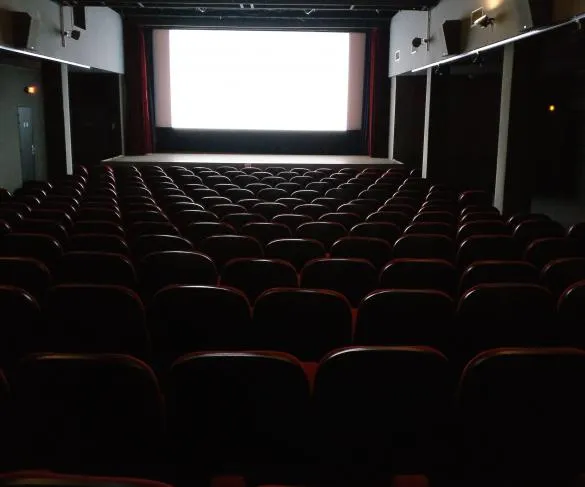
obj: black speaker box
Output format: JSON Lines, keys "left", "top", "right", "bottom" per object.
{"left": 10, "top": 11, "right": 40, "bottom": 51}
{"left": 442, "top": 19, "right": 464, "bottom": 55}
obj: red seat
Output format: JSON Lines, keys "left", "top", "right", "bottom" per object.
{"left": 168, "top": 351, "right": 310, "bottom": 478}
{"left": 252, "top": 202, "right": 289, "bottom": 219}
{"left": 132, "top": 234, "right": 193, "bottom": 260}
{"left": 0, "top": 286, "right": 41, "bottom": 366}
{"left": 319, "top": 212, "right": 361, "bottom": 230}
{"left": 296, "top": 222, "right": 347, "bottom": 250}
{"left": 301, "top": 258, "right": 378, "bottom": 307}
{"left": 11, "top": 353, "right": 164, "bottom": 475}
{"left": 380, "top": 258, "right": 457, "bottom": 296}
{"left": 139, "top": 251, "right": 218, "bottom": 299}
{"left": 149, "top": 286, "right": 251, "bottom": 363}
{"left": 541, "top": 258, "right": 585, "bottom": 299}
{"left": 457, "top": 220, "right": 509, "bottom": 243}
{"left": 44, "top": 284, "right": 149, "bottom": 357}
{"left": 294, "top": 203, "right": 330, "bottom": 219}
{"left": 394, "top": 234, "right": 456, "bottom": 262}
{"left": 184, "top": 222, "right": 235, "bottom": 245}
{"left": 459, "top": 348, "right": 585, "bottom": 480}
{"left": 264, "top": 238, "right": 326, "bottom": 271}
{"left": 355, "top": 290, "right": 453, "bottom": 350}
{"left": 313, "top": 347, "right": 450, "bottom": 476}
{"left": 18, "top": 219, "right": 68, "bottom": 245}
{"left": 222, "top": 212, "right": 267, "bottom": 230}
{"left": 272, "top": 213, "right": 313, "bottom": 231}
{"left": 68, "top": 233, "right": 130, "bottom": 255}
{"left": 0, "top": 233, "right": 63, "bottom": 269}
{"left": 457, "top": 284, "right": 554, "bottom": 355}
{"left": 200, "top": 235, "right": 263, "bottom": 269}
{"left": 405, "top": 222, "right": 455, "bottom": 239}
{"left": 457, "top": 235, "right": 522, "bottom": 269}
{"left": 56, "top": 252, "right": 137, "bottom": 288}
{"left": 513, "top": 220, "right": 565, "bottom": 250}
{"left": 220, "top": 258, "right": 298, "bottom": 303}
{"left": 254, "top": 288, "right": 352, "bottom": 361}
{"left": 128, "top": 221, "right": 181, "bottom": 239}
{"left": 331, "top": 236, "right": 393, "bottom": 269}
{"left": 525, "top": 237, "right": 585, "bottom": 269}
{"left": 366, "top": 211, "right": 411, "bottom": 229}
{"left": 459, "top": 260, "right": 539, "bottom": 296}
{"left": 241, "top": 222, "right": 292, "bottom": 246}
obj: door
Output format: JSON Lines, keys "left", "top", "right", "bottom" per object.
{"left": 18, "top": 106, "right": 36, "bottom": 182}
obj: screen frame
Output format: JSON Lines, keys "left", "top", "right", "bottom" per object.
{"left": 146, "top": 26, "right": 373, "bottom": 155}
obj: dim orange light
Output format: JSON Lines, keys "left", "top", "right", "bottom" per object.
{"left": 548, "top": 104, "right": 556, "bottom": 113}
{"left": 24, "top": 85, "right": 38, "bottom": 95}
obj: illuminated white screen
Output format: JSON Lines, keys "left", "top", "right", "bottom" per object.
{"left": 154, "top": 29, "right": 365, "bottom": 132}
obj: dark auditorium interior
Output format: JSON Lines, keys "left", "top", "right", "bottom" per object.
{"left": 2, "top": 1, "right": 585, "bottom": 487}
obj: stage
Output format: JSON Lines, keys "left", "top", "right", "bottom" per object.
{"left": 103, "top": 153, "right": 400, "bottom": 168}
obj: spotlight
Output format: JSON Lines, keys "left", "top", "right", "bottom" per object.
{"left": 64, "top": 29, "right": 81, "bottom": 40}
{"left": 471, "top": 7, "right": 495, "bottom": 28}
{"left": 411, "top": 37, "right": 429, "bottom": 49}
{"left": 548, "top": 104, "right": 556, "bottom": 113}
{"left": 24, "top": 85, "right": 37, "bottom": 95}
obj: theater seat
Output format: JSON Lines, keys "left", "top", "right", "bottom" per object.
{"left": 200, "top": 235, "right": 264, "bottom": 269}
{"left": 272, "top": 214, "right": 313, "bottom": 232}
{"left": 513, "top": 220, "right": 565, "bottom": 250}
{"left": 457, "top": 235, "right": 521, "bottom": 270}
{"left": 69, "top": 234, "right": 129, "bottom": 255}
{"left": 457, "top": 284, "right": 554, "bottom": 357}
{"left": 558, "top": 281, "right": 585, "bottom": 348}
{"left": 459, "top": 348, "right": 585, "bottom": 483}
{"left": 0, "top": 286, "right": 41, "bottom": 367}
{"left": 331, "top": 236, "right": 392, "bottom": 269}
{"left": 313, "top": 347, "right": 450, "bottom": 477}
{"left": 149, "top": 285, "right": 252, "bottom": 363}
{"left": 139, "top": 251, "right": 218, "bottom": 299}
{"left": 11, "top": 353, "right": 164, "bottom": 476}
{"left": 253, "top": 288, "right": 352, "bottom": 361}
{"left": 296, "top": 222, "right": 347, "bottom": 250}
{"left": 44, "top": 284, "right": 149, "bottom": 358}
{"left": 184, "top": 222, "right": 236, "bottom": 246}
{"left": 0, "top": 233, "right": 63, "bottom": 270}
{"left": 241, "top": 222, "right": 292, "bottom": 246}
{"left": 301, "top": 258, "right": 378, "bottom": 307}
{"left": 541, "top": 258, "right": 585, "bottom": 300}
{"left": 0, "top": 257, "right": 51, "bottom": 300}
{"left": 0, "top": 471, "right": 174, "bottom": 487}
{"left": 394, "top": 234, "right": 456, "bottom": 262}
{"left": 168, "top": 351, "right": 310, "bottom": 479}
{"left": 459, "top": 260, "right": 539, "bottom": 296}
{"left": 265, "top": 238, "right": 326, "bottom": 271}
{"left": 318, "top": 212, "right": 361, "bottom": 230}
{"left": 220, "top": 258, "right": 298, "bottom": 303}
{"left": 524, "top": 237, "right": 585, "bottom": 269}
{"left": 380, "top": 259, "right": 457, "bottom": 297}
{"left": 222, "top": 213, "right": 267, "bottom": 231}
{"left": 56, "top": 252, "right": 137, "bottom": 288}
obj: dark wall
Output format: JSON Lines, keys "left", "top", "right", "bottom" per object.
{"left": 427, "top": 63, "right": 502, "bottom": 196}
{"left": 0, "top": 55, "right": 47, "bottom": 191}
{"left": 393, "top": 74, "right": 426, "bottom": 170}
{"left": 156, "top": 129, "right": 365, "bottom": 155}
{"left": 69, "top": 72, "right": 122, "bottom": 166}
{"left": 505, "top": 27, "right": 585, "bottom": 225}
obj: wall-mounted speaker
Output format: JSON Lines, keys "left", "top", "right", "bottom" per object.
{"left": 442, "top": 19, "right": 464, "bottom": 55}
{"left": 10, "top": 12, "right": 40, "bottom": 51}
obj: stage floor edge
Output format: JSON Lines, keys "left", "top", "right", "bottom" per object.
{"left": 103, "top": 153, "right": 401, "bottom": 168}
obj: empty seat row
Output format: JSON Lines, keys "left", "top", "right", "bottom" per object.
{"left": 0, "top": 348, "right": 584, "bottom": 484}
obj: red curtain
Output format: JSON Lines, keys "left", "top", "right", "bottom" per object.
{"left": 367, "top": 27, "right": 390, "bottom": 158}
{"left": 124, "top": 21, "right": 153, "bottom": 155}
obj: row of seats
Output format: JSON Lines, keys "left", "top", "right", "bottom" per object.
{"left": 0, "top": 347, "right": 584, "bottom": 486}
{"left": 2, "top": 279, "right": 585, "bottom": 365}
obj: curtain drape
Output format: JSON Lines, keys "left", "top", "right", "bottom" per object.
{"left": 123, "top": 21, "right": 153, "bottom": 155}
{"left": 367, "top": 27, "right": 391, "bottom": 158}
